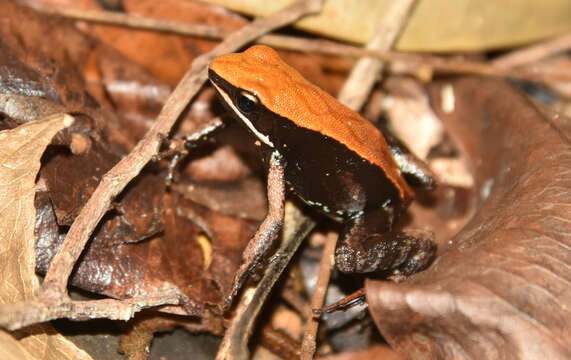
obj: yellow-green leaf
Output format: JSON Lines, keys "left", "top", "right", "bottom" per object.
{"left": 204, "top": 0, "right": 571, "bottom": 52}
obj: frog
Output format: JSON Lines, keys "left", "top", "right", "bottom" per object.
{"left": 206, "top": 45, "right": 436, "bottom": 308}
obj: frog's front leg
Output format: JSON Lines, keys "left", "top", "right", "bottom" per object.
{"left": 383, "top": 132, "right": 436, "bottom": 191}
{"left": 335, "top": 208, "right": 436, "bottom": 276}
{"left": 224, "top": 151, "right": 286, "bottom": 310}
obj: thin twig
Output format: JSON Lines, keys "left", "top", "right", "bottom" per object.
{"left": 281, "top": 288, "right": 311, "bottom": 320}
{"left": 313, "top": 288, "right": 366, "bottom": 315}
{"left": 337, "top": 0, "right": 418, "bottom": 109}
{"left": 217, "top": 203, "right": 316, "bottom": 360}
{"left": 271, "top": 38, "right": 571, "bottom": 83}
{"left": 300, "top": 233, "right": 337, "bottom": 360}
{"left": 259, "top": 325, "right": 302, "bottom": 359}
{"left": 0, "top": 286, "right": 185, "bottom": 331}
{"left": 24, "top": 1, "right": 571, "bottom": 83}
{"left": 22, "top": 0, "right": 228, "bottom": 39}
{"left": 492, "top": 32, "right": 571, "bottom": 68}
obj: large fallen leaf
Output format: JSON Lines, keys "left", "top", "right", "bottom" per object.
{"left": 366, "top": 78, "right": 571, "bottom": 359}
{"left": 0, "top": 113, "right": 92, "bottom": 359}
{"left": 203, "top": 0, "right": 571, "bottom": 51}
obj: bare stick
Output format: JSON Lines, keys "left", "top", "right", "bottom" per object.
{"left": 337, "top": 0, "right": 417, "bottom": 110}
{"left": 0, "top": 285, "right": 186, "bottom": 331}
{"left": 281, "top": 288, "right": 311, "bottom": 320}
{"left": 22, "top": 0, "right": 228, "bottom": 39}
{"left": 259, "top": 325, "right": 302, "bottom": 359}
{"left": 24, "top": 1, "right": 571, "bottom": 83}
{"left": 269, "top": 38, "right": 571, "bottom": 83}
{"left": 300, "top": 232, "right": 337, "bottom": 360}
{"left": 217, "top": 203, "right": 316, "bottom": 360}
{"left": 313, "top": 288, "right": 366, "bottom": 315}
{"left": 39, "top": 0, "right": 324, "bottom": 305}
{"left": 492, "top": 32, "right": 571, "bottom": 68}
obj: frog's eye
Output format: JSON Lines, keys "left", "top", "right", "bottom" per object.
{"left": 236, "top": 91, "right": 259, "bottom": 114}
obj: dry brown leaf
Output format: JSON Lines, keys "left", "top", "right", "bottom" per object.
{"left": 0, "top": 330, "right": 36, "bottom": 360}
{"left": 0, "top": 113, "right": 92, "bottom": 359}
{"left": 366, "top": 78, "right": 571, "bottom": 359}
{"left": 0, "top": 114, "right": 74, "bottom": 302}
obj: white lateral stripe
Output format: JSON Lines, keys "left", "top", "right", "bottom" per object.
{"left": 211, "top": 82, "right": 274, "bottom": 148}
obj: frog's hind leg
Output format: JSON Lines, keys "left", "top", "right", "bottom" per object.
{"left": 335, "top": 208, "right": 436, "bottom": 276}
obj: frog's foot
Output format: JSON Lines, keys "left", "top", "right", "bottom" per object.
{"left": 335, "top": 228, "right": 436, "bottom": 276}
{"left": 152, "top": 118, "right": 227, "bottom": 186}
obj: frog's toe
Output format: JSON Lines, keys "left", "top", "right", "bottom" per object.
{"left": 394, "top": 229, "right": 436, "bottom": 275}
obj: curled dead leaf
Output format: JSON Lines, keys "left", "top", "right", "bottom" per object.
{"left": 366, "top": 78, "right": 571, "bottom": 359}
{"left": 0, "top": 113, "right": 92, "bottom": 359}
